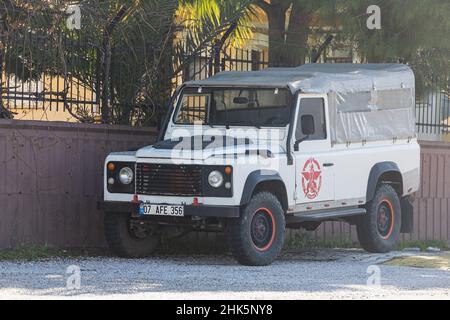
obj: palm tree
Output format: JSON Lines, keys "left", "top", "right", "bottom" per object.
{"left": 174, "top": 0, "right": 257, "bottom": 78}
{"left": 177, "top": 0, "right": 256, "bottom": 49}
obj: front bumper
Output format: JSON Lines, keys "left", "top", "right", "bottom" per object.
{"left": 97, "top": 201, "right": 240, "bottom": 218}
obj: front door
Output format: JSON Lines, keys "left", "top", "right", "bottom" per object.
{"left": 294, "top": 95, "right": 335, "bottom": 205}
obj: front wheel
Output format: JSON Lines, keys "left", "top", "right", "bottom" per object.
{"left": 104, "top": 212, "right": 160, "bottom": 258}
{"left": 357, "top": 184, "right": 401, "bottom": 253}
{"left": 227, "top": 192, "right": 285, "bottom": 266}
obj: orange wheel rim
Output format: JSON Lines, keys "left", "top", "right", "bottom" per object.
{"left": 251, "top": 207, "right": 276, "bottom": 252}
{"left": 377, "top": 199, "right": 395, "bottom": 240}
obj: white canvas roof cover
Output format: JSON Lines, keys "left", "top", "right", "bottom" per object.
{"left": 187, "top": 63, "right": 415, "bottom": 94}
{"left": 186, "top": 64, "right": 416, "bottom": 144}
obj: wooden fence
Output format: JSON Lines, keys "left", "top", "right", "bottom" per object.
{"left": 0, "top": 119, "right": 156, "bottom": 248}
{"left": 0, "top": 119, "right": 448, "bottom": 248}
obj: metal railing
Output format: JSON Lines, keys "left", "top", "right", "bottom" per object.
{"left": 0, "top": 31, "right": 269, "bottom": 122}
{"left": 415, "top": 77, "right": 450, "bottom": 135}
{"left": 0, "top": 32, "right": 99, "bottom": 116}
{"left": 174, "top": 46, "right": 268, "bottom": 85}
{"left": 2, "top": 30, "right": 450, "bottom": 134}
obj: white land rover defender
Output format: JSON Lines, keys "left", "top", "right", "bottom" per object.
{"left": 99, "top": 64, "right": 420, "bottom": 266}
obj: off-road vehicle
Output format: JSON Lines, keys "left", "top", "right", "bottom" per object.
{"left": 99, "top": 64, "right": 420, "bottom": 266}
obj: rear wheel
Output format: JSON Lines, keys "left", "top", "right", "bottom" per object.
{"left": 357, "top": 184, "right": 401, "bottom": 253}
{"left": 227, "top": 192, "right": 285, "bottom": 266}
{"left": 104, "top": 212, "right": 160, "bottom": 258}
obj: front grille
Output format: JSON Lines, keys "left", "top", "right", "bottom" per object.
{"left": 136, "top": 163, "right": 202, "bottom": 196}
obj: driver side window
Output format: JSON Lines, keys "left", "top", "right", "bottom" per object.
{"left": 295, "top": 98, "right": 326, "bottom": 141}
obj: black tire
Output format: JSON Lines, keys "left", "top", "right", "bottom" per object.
{"left": 104, "top": 212, "right": 160, "bottom": 258}
{"left": 357, "top": 184, "right": 401, "bottom": 253}
{"left": 227, "top": 191, "right": 285, "bottom": 266}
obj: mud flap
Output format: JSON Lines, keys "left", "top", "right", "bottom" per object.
{"left": 400, "top": 196, "right": 414, "bottom": 233}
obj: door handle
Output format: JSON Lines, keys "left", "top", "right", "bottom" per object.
{"left": 323, "top": 163, "right": 334, "bottom": 167}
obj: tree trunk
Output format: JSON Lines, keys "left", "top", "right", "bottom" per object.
{"left": 266, "top": 4, "right": 289, "bottom": 67}
{"left": 100, "top": 6, "right": 128, "bottom": 124}
{"left": 259, "top": 0, "right": 312, "bottom": 67}
{"left": 101, "top": 36, "right": 111, "bottom": 123}
{"left": 284, "top": 3, "right": 311, "bottom": 66}
{"left": 0, "top": 41, "right": 13, "bottom": 119}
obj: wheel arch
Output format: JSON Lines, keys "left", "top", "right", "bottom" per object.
{"left": 240, "top": 170, "right": 289, "bottom": 212}
{"left": 366, "top": 162, "right": 403, "bottom": 202}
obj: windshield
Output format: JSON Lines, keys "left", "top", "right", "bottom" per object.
{"left": 173, "top": 87, "right": 292, "bottom": 127}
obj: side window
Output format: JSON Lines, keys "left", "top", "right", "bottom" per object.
{"left": 295, "top": 98, "right": 326, "bottom": 141}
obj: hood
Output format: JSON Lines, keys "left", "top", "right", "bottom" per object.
{"left": 135, "top": 135, "right": 285, "bottom": 161}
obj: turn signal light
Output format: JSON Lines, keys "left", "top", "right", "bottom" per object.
{"left": 107, "top": 163, "right": 115, "bottom": 171}
{"left": 224, "top": 166, "right": 232, "bottom": 175}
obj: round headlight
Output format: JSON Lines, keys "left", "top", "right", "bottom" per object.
{"left": 118, "top": 167, "right": 133, "bottom": 185}
{"left": 208, "top": 170, "right": 224, "bottom": 188}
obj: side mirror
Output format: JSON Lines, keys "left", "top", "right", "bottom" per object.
{"left": 301, "top": 115, "right": 315, "bottom": 136}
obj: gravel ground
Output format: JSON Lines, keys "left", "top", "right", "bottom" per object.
{"left": 1, "top": 249, "right": 450, "bottom": 300}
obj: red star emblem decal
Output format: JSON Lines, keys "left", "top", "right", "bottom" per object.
{"left": 301, "top": 158, "right": 322, "bottom": 199}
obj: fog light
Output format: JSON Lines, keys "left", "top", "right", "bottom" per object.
{"left": 225, "top": 182, "right": 232, "bottom": 189}
{"left": 108, "top": 178, "right": 115, "bottom": 185}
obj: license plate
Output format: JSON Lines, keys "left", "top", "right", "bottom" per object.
{"left": 139, "top": 204, "right": 184, "bottom": 217}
